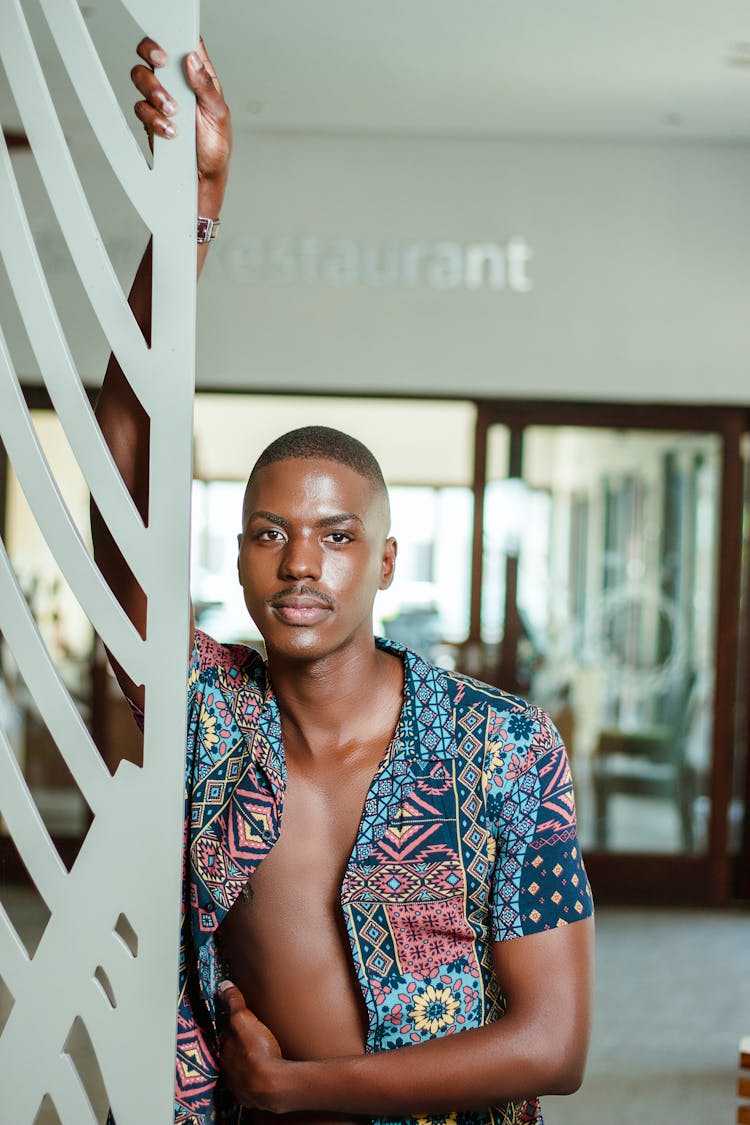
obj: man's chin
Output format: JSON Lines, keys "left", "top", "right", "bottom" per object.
{"left": 260, "top": 621, "right": 375, "bottom": 666}
{"left": 261, "top": 624, "right": 332, "bottom": 662}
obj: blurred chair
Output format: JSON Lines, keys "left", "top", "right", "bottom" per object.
{"left": 591, "top": 668, "right": 698, "bottom": 851}
{"left": 381, "top": 606, "right": 441, "bottom": 661}
{"left": 739, "top": 1035, "right": 750, "bottom": 1124}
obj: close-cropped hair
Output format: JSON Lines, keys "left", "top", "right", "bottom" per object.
{"left": 249, "top": 425, "right": 388, "bottom": 495}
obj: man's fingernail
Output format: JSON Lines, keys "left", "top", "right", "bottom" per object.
{"left": 218, "top": 979, "right": 234, "bottom": 994}
{"left": 187, "top": 51, "right": 202, "bottom": 69}
{"left": 163, "top": 122, "right": 176, "bottom": 137}
{"left": 162, "top": 99, "right": 177, "bottom": 115}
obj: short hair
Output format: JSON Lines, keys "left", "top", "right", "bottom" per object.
{"left": 248, "top": 426, "right": 387, "bottom": 496}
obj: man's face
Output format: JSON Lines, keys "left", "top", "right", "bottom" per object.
{"left": 237, "top": 457, "right": 396, "bottom": 663}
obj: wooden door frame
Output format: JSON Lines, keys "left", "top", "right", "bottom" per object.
{"left": 469, "top": 398, "right": 749, "bottom": 905}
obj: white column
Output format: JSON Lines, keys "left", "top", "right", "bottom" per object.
{"left": 0, "top": 1, "right": 198, "bottom": 1121}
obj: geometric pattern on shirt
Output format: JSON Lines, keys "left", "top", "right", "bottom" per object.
{"left": 388, "top": 897, "right": 474, "bottom": 979}
{"left": 343, "top": 859, "right": 465, "bottom": 904}
{"left": 171, "top": 630, "right": 592, "bottom": 1125}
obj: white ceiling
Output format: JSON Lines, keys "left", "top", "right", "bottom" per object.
{"left": 3, "top": 0, "right": 750, "bottom": 143}
{"left": 203, "top": 0, "right": 750, "bottom": 141}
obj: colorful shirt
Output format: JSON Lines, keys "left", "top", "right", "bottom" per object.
{"left": 173, "top": 630, "right": 593, "bottom": 1125}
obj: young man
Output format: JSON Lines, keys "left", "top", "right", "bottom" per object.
{"left": 93, "top": 38, "right": 594, "bottom": 1125}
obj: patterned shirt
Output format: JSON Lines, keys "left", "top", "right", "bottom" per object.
{"left": 172, "top": 630, "right": 593, "bottom": 1125}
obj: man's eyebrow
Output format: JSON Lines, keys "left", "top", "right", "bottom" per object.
{"left": 246, "top": 511, "right": 364, "bottom": 529}
{"left": 316, "top": 513, "right": 364, "bottom": 528}
{"left": 247, "top": 510, "right": 289, "bottom": 528}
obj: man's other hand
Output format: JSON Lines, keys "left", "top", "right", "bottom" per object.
{"left": 218, "top": 981, "right": 288, "bottom": 1113}
{"left": 131, "top": 37, "right": 232, "bottom": 182}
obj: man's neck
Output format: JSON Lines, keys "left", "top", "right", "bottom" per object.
{"left": 267, "top": 635, "right": 403, "bottom": 757}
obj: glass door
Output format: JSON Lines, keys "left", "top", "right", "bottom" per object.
{"left": 468, "top": 404, "right": 746, "bottom": 904}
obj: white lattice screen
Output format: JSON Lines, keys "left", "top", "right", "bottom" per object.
{"left": 0, "top": 1, "right": 198, "bottom": 1121}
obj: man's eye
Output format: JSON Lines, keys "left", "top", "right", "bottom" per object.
{"left": 327, "top": 532, "right": 352, "bottom": 544}
{"left": 257, "top": 528, "right": 284, "bottom": 541}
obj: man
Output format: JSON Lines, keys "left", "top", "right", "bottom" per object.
{"left": 93, "top": 37, "right": 594, "bottom": 1125}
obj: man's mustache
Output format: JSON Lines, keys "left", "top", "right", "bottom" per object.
{"left": 268, "top": 584, "right": 335, "bottom": 609}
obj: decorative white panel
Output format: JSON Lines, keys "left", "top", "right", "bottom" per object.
{"left": 0, "top": 1, "right": 198, "bottom": 1121}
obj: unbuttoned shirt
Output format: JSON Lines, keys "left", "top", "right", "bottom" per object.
{"left": 172, "top": 630, "right": 593, "bottom": 1125}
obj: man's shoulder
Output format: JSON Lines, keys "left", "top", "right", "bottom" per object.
{"left": 191, "top": 628, "right": 267, "bottom": 692}
{"left": 441, "top": 665, "right": 535, "bottom": 715}
{"left": 396, "top": 645, "right": 563, "bottom": 762}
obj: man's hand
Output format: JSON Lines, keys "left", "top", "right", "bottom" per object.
{"left": 218, "top": 981, "right": 288, "bottom": 1113}
{"left": 130, "top": 36, "right": 232, "bottom": 184}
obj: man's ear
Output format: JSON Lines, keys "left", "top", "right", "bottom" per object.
{"left": 236, "top": 533, "right": 243, "bottom": 584}
{"left": 379, "top": 536, "right": 397, "bottom": 590}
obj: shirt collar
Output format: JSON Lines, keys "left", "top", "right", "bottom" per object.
{"left": 375, "top": 635, "right": 458, "bottom": 762}
{"left": 254, "top": 637, "right": 457, "bottom": 780}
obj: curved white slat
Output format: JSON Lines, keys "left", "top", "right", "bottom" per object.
{"left": 37, "top": 0, "right": 151, "bottom": 219}
{"left": 0, "top": 346, "right": 146, "bottom": 685}
{"left": 0, "top": 135, "right": 151, "bottom": 574}
{"left": 0, "top": 543, "right": 109, "bottom": 812}
{"left": 0, "top": 0, "right": 161, "bottom": 410}
{"left": 0, "top": 945, "right": 111, "bottom": 1124}
{"left": 0, "top": 903, "right": 30, "bottom": 994}
{"left": 50, "top": 1054, "right": 101, "bottom": 1125}
{"left": 121, "top": 0, "right": 161, "bottom": 24}
{"left": 0, "top": 733, "right": 67, "bottom": 912}
{"left": 92, "top": 950, "right": 130, "bottom": 1014}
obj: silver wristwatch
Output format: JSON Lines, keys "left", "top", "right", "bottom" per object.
{"left": 197, "top": 216, "right": 221, "bottom": 243}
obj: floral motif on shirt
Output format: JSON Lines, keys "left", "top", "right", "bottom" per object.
{"left": 410, "top": 984, "right": 461, "bottom": 1034}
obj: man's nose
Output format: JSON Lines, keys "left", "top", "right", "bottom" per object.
{"left": 279, "top": 535, "right": 322, "bottom": 581}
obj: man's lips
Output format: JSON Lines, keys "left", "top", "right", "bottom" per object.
{"left": 268, "top": 591, "right": 333, "bottom": 625}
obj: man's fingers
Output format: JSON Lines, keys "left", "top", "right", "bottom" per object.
{"left": 197, "top": 37, "right": 224, "bottom": 96}
{"left": 186, "top": 49, "right": 224, "bottom": 111}
{"left": 131, "top": 57, "right": 178, "bottom": 139}
{"left": 136, "top": 37, "right": 167, "bottom": 69}
{"left": 134, "top": 99, "right": 176, "bottom": 139}
{"left": 218, "top": 980, "right": 247, "bottom": 1017}
{"left": 130, "top": 64, "right": 177, "bottom": 115}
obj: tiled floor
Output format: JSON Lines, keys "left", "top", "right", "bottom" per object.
{"left": 544, "top": 907, "right": 750, "bottom": 1124}
{"left": 1, "top": 891, "right": 749, "bottom": 1124}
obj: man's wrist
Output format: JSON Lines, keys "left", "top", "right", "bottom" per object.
{"left": 277, "top": 1058, "right": 343, "bottom": 1114}
{"left": 197, "top": 173, "right": 228, "bottom": 225}
{"left": 264, "top": 1059, "right": 318, "bottom": 1115}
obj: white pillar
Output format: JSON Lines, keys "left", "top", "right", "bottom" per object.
{"left": 0, "top": 1, "right": 198, "bottom": 1120}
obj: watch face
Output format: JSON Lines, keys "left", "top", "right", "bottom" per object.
{"left": 197, "top": 217, "right": 218, "bottom": 242}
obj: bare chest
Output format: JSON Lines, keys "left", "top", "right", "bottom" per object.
{"left": 217, "top": 740, "right": 388, "bottom": 1070}
{"left": 253, "top": 745, "right": 383, "bottom": 906}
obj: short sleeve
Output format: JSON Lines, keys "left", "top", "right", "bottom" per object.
{"left": 486, "top": 702, "right": 593, "bottom": 942}
{"left": 185, "top": 628, "right": 265, "bottom": 766}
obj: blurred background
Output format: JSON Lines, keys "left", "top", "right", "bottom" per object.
{"left": 1, "top": 2, "right": 750, "bottom": 1122}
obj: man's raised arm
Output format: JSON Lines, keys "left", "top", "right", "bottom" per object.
{"left": 92, "top": 37, "right": 232, "bottom": 710}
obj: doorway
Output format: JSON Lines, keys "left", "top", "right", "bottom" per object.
{"left": 466, "top": 401, "right": 748, "bottom": 904}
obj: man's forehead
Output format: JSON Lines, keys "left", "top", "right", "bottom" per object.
{"left": 243, "top": 456, "right": 387, "bottom": 519}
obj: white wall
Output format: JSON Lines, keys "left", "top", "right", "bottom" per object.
{"left": 9, "top": 130, "right": 750, "bottom": 402}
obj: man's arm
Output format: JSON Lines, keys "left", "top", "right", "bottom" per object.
{"left": 91, "top": 37, "right": 232, "bottom": 709}
{"left": 220, "top": 915, "right": 594, "bottom": 1115}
